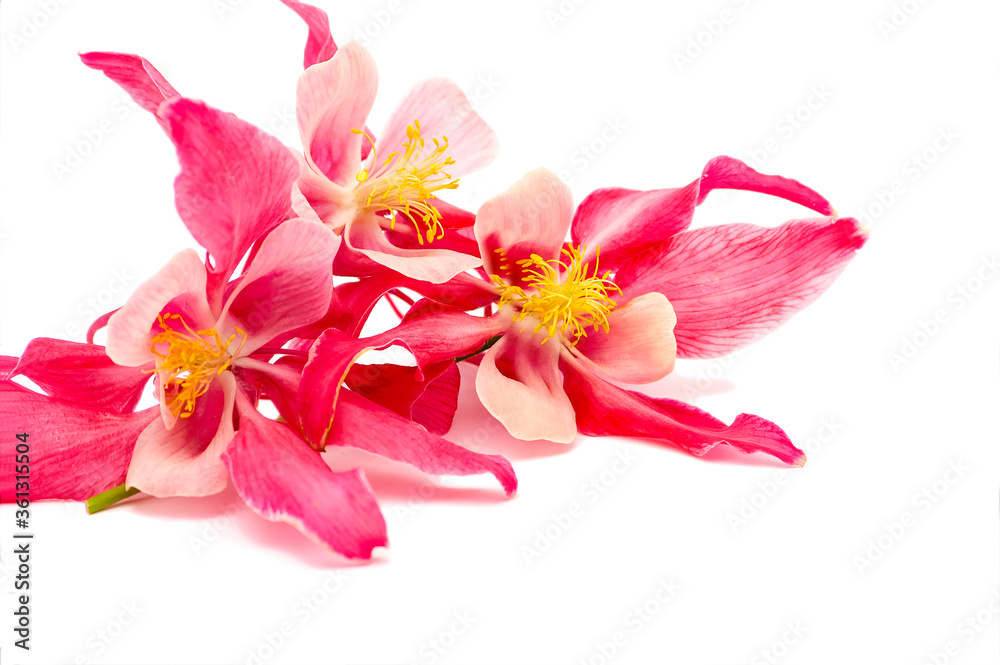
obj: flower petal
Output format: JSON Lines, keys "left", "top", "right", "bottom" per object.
{"left": 78, "top": 52, "right": 179, "bottom": 133}
{"left": 279, "top": 0, "right": 338, "bottom": 69}
{"left": 163, "top": 98, "right": 301, "bottom": 290}
{"left": 569, "top": 292, "right": 677, "bottom": 384}
{"left": 0, "top": 356, "right": 17, "bottom": 380}
{"left": 376, "top": 77, "right": 498, "bottom": 178}
{"left": 615, "top": 217, "right": 867, "bottom": 358}
{"left": 0, "top": 382, "right": 158, "bottom": 501}
{"left": 475, "top": 319, "right": 577, "bottom": 443}
{"left": 345, "top": 214, "right": 482, "bottom": 284}
{"left": 344, "top": 361, "right": 459, "bottom": 435}
{"left": 222, "top": 392, "right": 387, "bottom": 560}
{"left": 475, "top": 168, "right": 573, "bottom": 285}
{"left": 13, "top": 338, "right": 151, "bottom": 413}
{"left": 296, "top": 40, "right": 377, "bottom": 186}
{"left": 572, "top": 155, "right": 836, "bottom": 267}
{"left": 561, "top": 354, "right": 805, "bottom": 466}
{"left": 125, "top": 372, "right": 237, "bottom": 497}
{"left": 106, "top": 249, "right": 213, "bottom": 367}
{"left": 331, "top": 390, "right": 517, "bottom": 495}
{"left": 220, "top": 218, "right": 337, "bottom": 352}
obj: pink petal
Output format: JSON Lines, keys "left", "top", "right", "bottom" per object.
{"left": 296, "top": 40, "right": 377, "bottom": 186}
{"left": 345, "top": 361, "right": 460, "bottom": 435}
{"left": 106, "top": 249, "right": 214, "bottom": 367}
{"left": 220, "top": 218, "right": 337, "bottom": 352}
{"left": 236, "top": 357, "right": 304, "bottom": 431}
{"left": 163, "top": 98, "right": 301, "bottom": 291}
{"left": 572, "top": 155, "right": 837, "bottom": 266}
{"left": 345, "top": 213, "right": 482, "bottom": 284}
{"left": 222, "top": 392, "right": 387, "bottom": 559}
{"left": 568, "top": 292, "right": 677, "bottom": 384}
{"left": 279, "top": 0, "right": 338, "bottom": 69}
{"left": 86, "top": 307, "right": 120, "bottom": 344}
{"left": 13, "top": 338, "right": 151, "bottom": 413}
{"left": 376, "top": 77, "right": 498, "bottom": 178}
{"left": 331, "top": 390, "right": 517, "bottom": 495}
{"left": 0, "top": 356, "right": 17, "bottom": 380}
{"left": 615, "top": 217, "right": 868, "bottom": 358}
{"left": 413, "top": 362, "right": 462, "bottom": 436}
{"left": 475, "top": 320, "right": 577, "bottom": 443}
{"left": 0, "top": 382, "right": 158, "bottom": 500}
{"left": 78, "top": 52, "right": 179, "bottom": 133}
{"left": 475, "top": 168, "right": 573, "bottom": 284}
{"left": 125, "top": 372, "right": 237, "bottom": 497}
{"left": 561, "top": 354, "right": 805, "bottom": 466}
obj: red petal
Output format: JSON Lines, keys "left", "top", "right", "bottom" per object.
{"left": 78, "top": 52, "right": 179, "bottom": 133}
{"left": 279, "top": 0, "right": 338, "bottom": 69}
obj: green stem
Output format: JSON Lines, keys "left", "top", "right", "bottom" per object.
{"left": 86, "top": 484, "right": 141, "bottom": 514}
{"left": 455, "top": 335, "right": 502, "bottom": 363}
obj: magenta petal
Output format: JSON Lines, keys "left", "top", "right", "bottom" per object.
{"left": 616, "top": 217, "right": 868, "bottom": 358}
{"left": 221, "top": 218, "right": 337, "bottom": 352}
{"left": 222, "top": 395, "right": 387, "bottom": 559}
{"left": 13, "top": 338, "right": 151, "bottom": 413}
{"left": 332, "top": 390, "right": 517, "bottom": 496}
{"left": 0, "top": 382, "right": 158, "bottom": 500}
{"left": 163, "top": 97, "right": 300, "bottom": 288}
{"left": 79, "top": 52, "right": 179, "bottom": 132}
{"left": 344, "top": 361, "right": 459, "bottom": 435}
{"left": 1, "top": 356, "right": 20, "bottom": 380}
{"left": 572, "top": 156, "right": 836, "bottom": 266}
{"left": 561, "top": 355, "right": 805, "bottom": 466}
{"left": 279, "top": 0, "right": 338, "bottom": 69}
{"left": 125, "top": 372, "right": 237, "bottom": 497}
{"left": 413, "top": 362, "right": 462, "bottom": 436}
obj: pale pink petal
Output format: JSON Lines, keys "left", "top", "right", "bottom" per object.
{"left": 79, "top": 52, "right": 179, "bottom": 132}
{"left": 13, "top": 338, "right": 151, "bottom": 413}
{"left": 106, "top": 249, "right": 213, "bottom": 367}
{"left": 125, "top": 372, "right": 237, "bottom": 497}
{"left": 376, "top": 77, "right": 498, "bottom": 178}
{"left": 475, "top": 319, "right": 577, "bottom": 443}
{"left": 572, "top": 155, "right": 837, "bottom": 267}
{"left": 279, "top": 0, "right": 338, "bottom": 69}
{"left": 615, "top": 217, "right": 867, "bottom": 358}
{"left": 163, "top": 98, "right": 300, "bottom": 290}
{"left": 345, "top": 214, "right": 482, "bottom": 284}
{"left": 296, "top": 40, "right": 377, "bottom": 186}
{"left": 561, "top": 354, "right": 805, "bottom": 466}
{"left": 331, "top": 390, "right": 516, "bottom": 495}
{"left": 222, "top": 393, "right": 387, "bottom": 560}
{"left": 219, "top": 218, "right": 337, "bottom": 352}
{"left": 475, "top": 168, "right": 573, "bottom": 284}
{"left": 568, "top": 292, "right": 677, "bottom": 384}
{"left": 0, "top": 382, "right": 158, "bottom": 500}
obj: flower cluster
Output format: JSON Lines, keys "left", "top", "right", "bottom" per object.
{"left": 0, "top": 0, "right": 866, "bottom": 560}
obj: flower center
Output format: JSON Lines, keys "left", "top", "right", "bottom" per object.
{"left": 352, "top": 120, "right": 459, "bottom": 246}
{"left": 491, "top": 244, "right": 621, "bottom": 345}
{"left": 148, "top": 314, "right": 247, "bottom": 418}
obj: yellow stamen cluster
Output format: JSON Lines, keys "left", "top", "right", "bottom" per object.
{"left": 148, "top": 314, "right": 247, "bottom": 418}
{"left": 353, "top": 120, "right": 458, "bottom": 246}
{"left": 491, "top": 244, "right": 621, "bottom": 345}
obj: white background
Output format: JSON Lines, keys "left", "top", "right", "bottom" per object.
{"left": 1, "top": 0, "right": 998, "bottom": 663}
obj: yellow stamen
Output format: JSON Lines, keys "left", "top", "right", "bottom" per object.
{"left": 491, "top": 244, "right": 621, "bottom": 345}
{"left": 352, "top": 119, "right": 458, "bottom": 246}
{"left": 147, "top": 314, "right": 247, "bottom": 418}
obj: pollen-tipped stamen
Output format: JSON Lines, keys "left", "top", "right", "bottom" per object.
{"left": 352, "top": 120, "right": 459, "bottom": 246}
